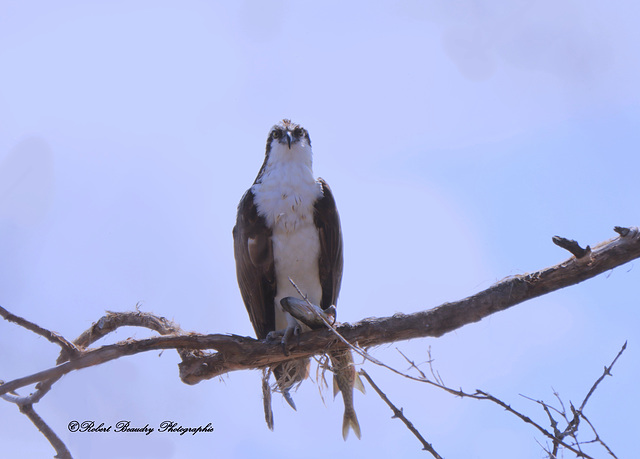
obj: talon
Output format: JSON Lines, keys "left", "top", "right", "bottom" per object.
{"left": 281, "top": 326, "right": 294, "bottom": 355}
{"left": 280, "top": 322, "right": 302, "bottom": 355}
{"left": 266, "top": 330, "right": 284, "bottom": 342}
{"left": 283, "top": 389, "right": 297, "bottom": 411}
{"left": 324, "top": 305, "right": 337, "bottom": 324}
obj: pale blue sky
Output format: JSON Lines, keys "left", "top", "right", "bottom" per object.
{"left": 1, "top": 1, "right": 639, "bottom": 458}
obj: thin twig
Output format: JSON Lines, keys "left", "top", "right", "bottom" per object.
{"left": 0, "top": 305, "right": 79, "bottom": 358}
{"left": 579, "top": 341, "right": 627, "bottom": 412}
{"left": 473, "top": 389, "right": 592, "bottom": 459}
{"left": 394, "top": 350, "right": 612, "bottom": 458}
{"left": 579, "top": 412, "right": 619, "bottom": 459}
{"left": 359, "top": 369, "right": 442, "bottom": 458}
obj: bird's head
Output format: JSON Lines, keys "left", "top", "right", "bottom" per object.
{"left": 253, "top": 119, "right": 314, "bottom": 184}
{"left": 265, "top": 119, "right": 311, "bottom": 154}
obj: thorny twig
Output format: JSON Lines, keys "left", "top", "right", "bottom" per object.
{"left": 400, "top": 343, "right": 626, "bottom": 459}
{"left": 580, "top": 341, "right": 626, "bottom": 412}
{"left": 580, "top": 411, "right": 619, "bottom": 459}
{"left": 359, "top": 369, "right": 443, "bottom": 459}
{"left": 519, "top": 343, "right": 626, "bottom": 458}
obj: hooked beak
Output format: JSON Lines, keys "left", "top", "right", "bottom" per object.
{"left": 286, "top": 131, "right": 292, "bottom": 149}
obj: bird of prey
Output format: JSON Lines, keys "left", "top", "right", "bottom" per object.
{"left": 232, "top": 119, "right": 361, "bottom": 439}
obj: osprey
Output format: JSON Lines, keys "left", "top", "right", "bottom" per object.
{"left": 233, "top": 119, "right": 361, "bottom": 439}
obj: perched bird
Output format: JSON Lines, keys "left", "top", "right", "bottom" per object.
{"left": 232, "top": 119, "right": 361, "bottom": 439}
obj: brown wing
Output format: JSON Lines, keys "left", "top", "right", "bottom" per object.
{"left": 314, "top": 178, "right": 344, "bottom": 310}
{"left": 233, "top": 189, "right": 276, "bottom": 339}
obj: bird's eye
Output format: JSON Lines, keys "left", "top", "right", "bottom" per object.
{"left": 294, "top": 128, "right": 303, "bottom": 138}
{"left": 272, "top": 129, "right": 282, "bottom": 139}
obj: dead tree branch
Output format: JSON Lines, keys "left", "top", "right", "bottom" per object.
{"left": 359, "top": 369, "right": 442, "bottom": 458}
{"left": 397, "top": 342, "right": 626, "bottom": 458}
{"left": 18, "top": 404, "right": 72, "bottom": 459}
{"left": 579, "top": 341, "right": 626, "bottom": 412}
{"left": 0, "top": 305, "right": 79, "bottom": 359}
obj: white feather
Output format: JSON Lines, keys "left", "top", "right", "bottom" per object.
{"left": 252, "top": 140, "right": 323, "bottom": 331}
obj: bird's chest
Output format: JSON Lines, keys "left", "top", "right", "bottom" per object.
{"left": 252, "top": 167, "right": 322, "bottom": 233}
{"left": 252, "top": 172, "right": 323, "bottom": 304}
{"left": 271, "top": 222, "right": 321, "bottom": 295}
{"left": 271, "top": 225, "right": 323, "bottom": 326}
{"left": 254, "top": 180, "right": 321, "bottom": 273}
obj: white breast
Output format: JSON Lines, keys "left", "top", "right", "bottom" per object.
{"left": 252, "top": 143, "right": 324, "bottom": 330}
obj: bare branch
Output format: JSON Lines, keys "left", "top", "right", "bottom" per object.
{"left": 471, "top": 389, "right": 592, "bottom": 458}
{"left": 552, "top": 236, "right": 591, "bottom": 259}
{"left": 397, "top": 340, "right": 625, "bottom": 459}
{"left": 0, "top": 332, "right": 241, "bottom": 396}
{"left": 359, "top": 370, "right": 442, "bottom": 458}
{"left": 19, "top": 404, "right": 72, "bottom": 459}
{"left": 0, "top": 305, "right": 79, "bottom": 359}
{"left": 579, "top": 341, "right": 627, "bottom": 412}
{"left": 579, "top": 412, "right": 619, "bottom": 459}
{"left": 515, "top": 342, "right": 627, "bottom": 458}
{"left": 61, "top": 308, "right": 183, "bottom": 354}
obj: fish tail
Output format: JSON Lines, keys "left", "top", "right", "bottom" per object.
{"left": 330, "top": 349, "right": 362, "bottom": 440}
{"left": 342, "top": 406, "right": 361, "bottom": 440}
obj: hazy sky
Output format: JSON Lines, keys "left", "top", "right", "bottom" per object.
{"left": 1, "top": 1, "right": 639, "bottom": 458}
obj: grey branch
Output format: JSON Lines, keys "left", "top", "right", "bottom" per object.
{"left": 18, "top": 404, "right": 72, "bottom": 459}
{"left": 0, "top": 305, "right": 79, "bottom": 359}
